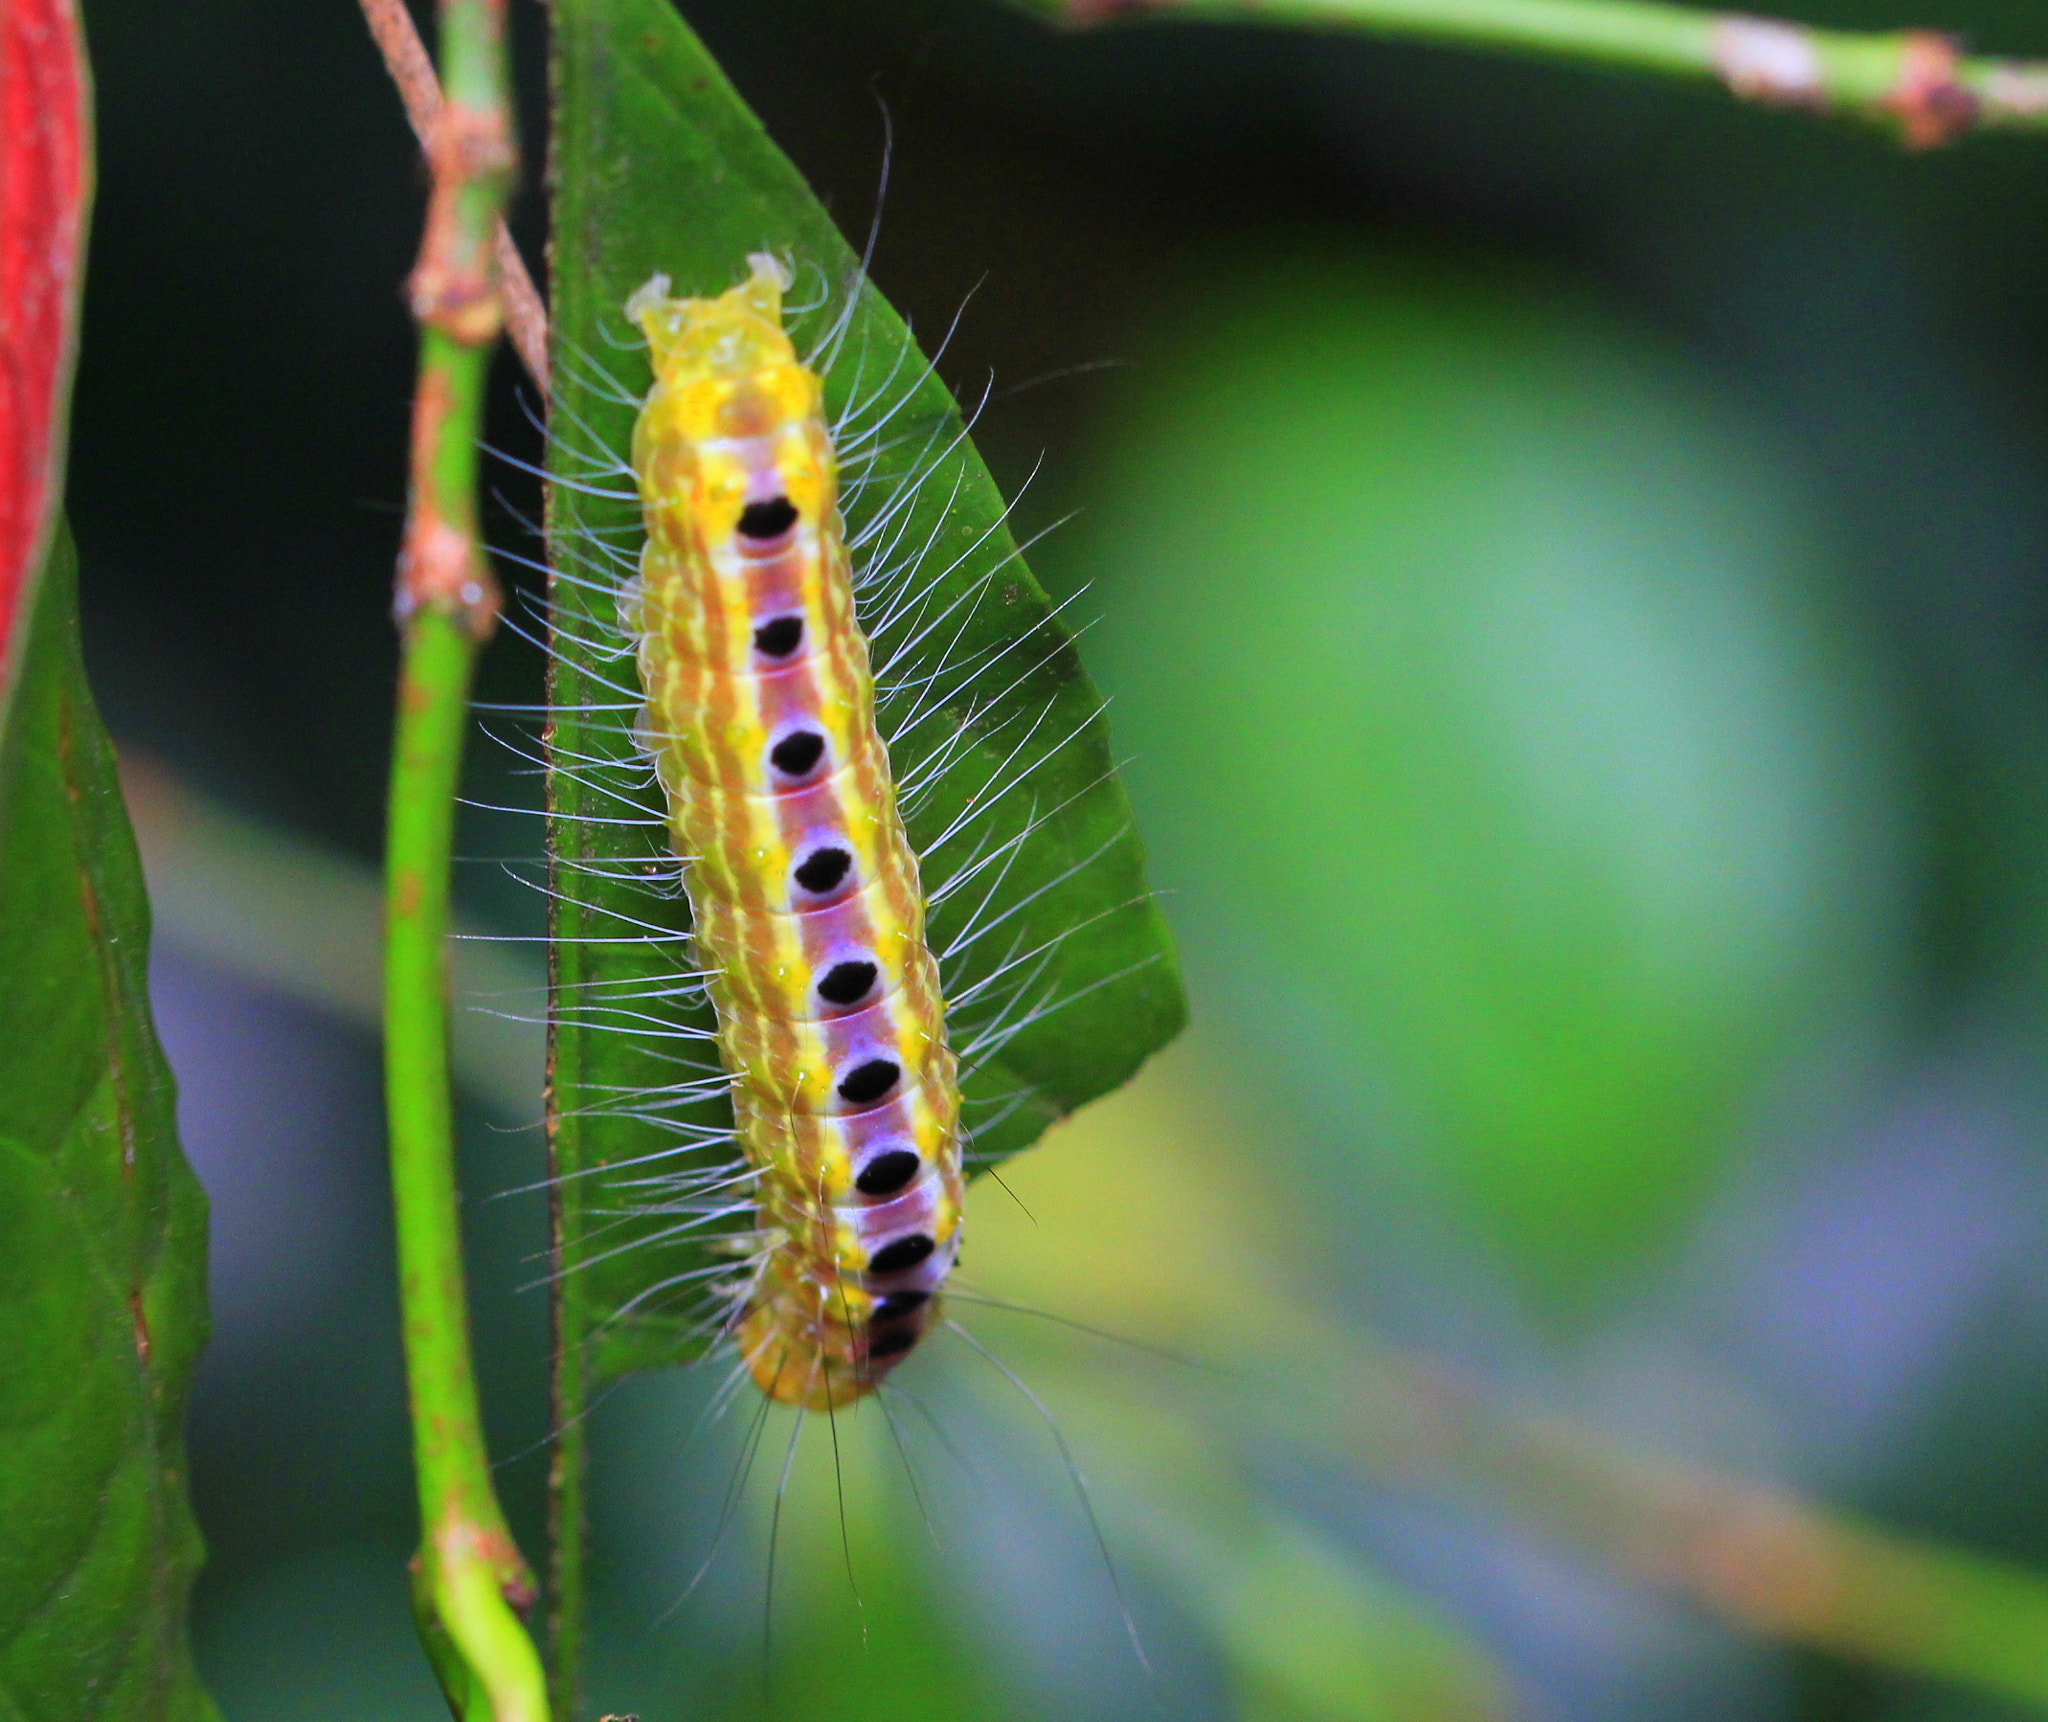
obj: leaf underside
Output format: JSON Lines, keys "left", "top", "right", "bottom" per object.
{"left": 545, "top": 0, "right": 1185, "bottom": 1386}
{"left": 0, "top": 529, "right": 215, "bottom": 1722}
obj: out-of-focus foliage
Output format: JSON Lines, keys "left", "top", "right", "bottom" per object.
{"left": 120, "top": 753, "right": 541, "bottom": 1118}
{"left": 967, "top": 1034, "right": 2048, "bottom": 1717}
{"left": 1084, "top": 249, "right": 1916, "bottom": 1306}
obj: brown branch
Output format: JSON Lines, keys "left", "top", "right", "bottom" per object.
{"left": 356, "top": 0, "right": 550, "bottom": 392}
{"left": 496, "top": 226, "right": 549, "bottom": 391}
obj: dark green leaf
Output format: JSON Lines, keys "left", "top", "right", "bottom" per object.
{"left": 0, "top": 526, "right": 216, "bottom": 1721}
{"left": 544, "top": 0, "right": 1184, "bottom": 1384}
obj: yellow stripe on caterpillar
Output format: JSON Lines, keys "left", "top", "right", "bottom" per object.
{"left": 628, "top": 255, "right": 965, "bottom": 1412}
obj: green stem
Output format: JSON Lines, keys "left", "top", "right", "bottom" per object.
{"left": 387, "top": 609, "right": 545, "bottom": 1722}
{"left": 1030, "top": 0, "right": 2048, "bottom": 145}
{"left": 378, "top": 0, "right": 544, "bottom": 1715}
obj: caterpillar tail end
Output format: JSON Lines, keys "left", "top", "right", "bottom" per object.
{"left": 739, "top": 1303, "right": 916, "bottom": 1412}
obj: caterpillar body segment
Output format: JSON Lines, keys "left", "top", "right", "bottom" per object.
{"left": 628, "top": 255, "right": 963, "bottom": 1411}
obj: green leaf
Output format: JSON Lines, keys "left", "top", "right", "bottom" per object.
{"left": 544, "top": 0, "right": 1184, "bottom": 1385}
{"left": 0, "top": 526, "right": 216, "bottom": 1722}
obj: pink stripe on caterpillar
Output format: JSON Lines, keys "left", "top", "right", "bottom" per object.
{"left": 628, "top": 254, "right": 964, "bottom": 1411}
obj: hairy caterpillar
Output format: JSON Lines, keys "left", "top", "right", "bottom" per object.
{"left": 530, "top": 217, "right": 1179, "bottom": 1438}
{"left": 522, "top": 13, "right": 1185, "bottom": 1698}
{"left": 623, "top": 254, "right": 961, "bottom": 1410}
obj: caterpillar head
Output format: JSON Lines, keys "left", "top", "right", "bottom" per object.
{"left": 627, "top": 253, "right": 799, "bottom": 388}
{"left": 627, "top": 254, "right": 833, "bottom": 551}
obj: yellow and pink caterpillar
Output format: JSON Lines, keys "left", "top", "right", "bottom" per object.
{"left": 527, "top": 244, "right": 1178, "bottom": 1422}
{"left": 626, "top": 255, "right": 961, "bottom": 1410}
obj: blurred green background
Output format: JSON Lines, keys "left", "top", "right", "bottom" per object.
{"left": 65, "top": 0, "right": 2048, "bottom": 1716}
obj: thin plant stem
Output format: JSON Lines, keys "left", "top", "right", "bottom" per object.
{"left": 379, "top": 0, "right": 548, "bottom": 1716}
{"left": 357, "top": 0, "right": 550, "bottom": 393}
{"left": 1025, "top": 0, "right": 2048, "bottom": 146}
{"left": 388, "top": 615, "right": 546, "bottom": 1722}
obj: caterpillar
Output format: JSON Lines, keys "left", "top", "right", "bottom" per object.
{"left": 623, "top": 253, "right": 961, "bottom": 1411}
{"left": 530, "top": 196, "right": 1180, "bottom": 1448}
{"left": 525, "top": 10, "right": 1184, "bottom": 1690}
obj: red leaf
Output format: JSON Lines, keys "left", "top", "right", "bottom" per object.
{"left": 0, "top": 0, "right": 90, "bottom": 717}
